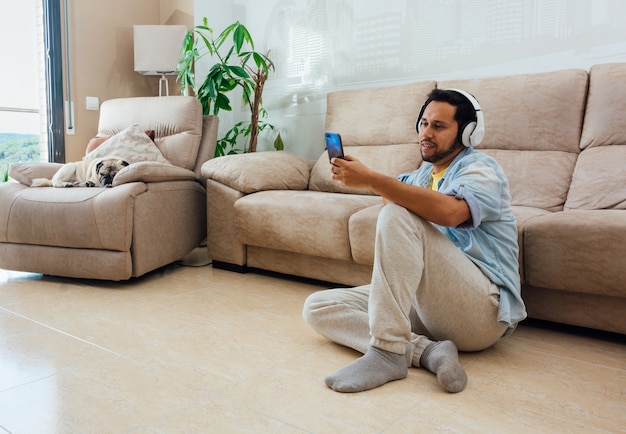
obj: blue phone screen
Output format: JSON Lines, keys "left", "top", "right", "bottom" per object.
{"left": 325, "top": 132, "right": 344, "bottom": 160}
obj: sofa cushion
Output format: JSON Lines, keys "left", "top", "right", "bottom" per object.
{"left": 325, "top": 80, "right": 436, "bottom": 147}
{"left": 511, "top": 205, "right": 552, "bottom": 285}
{"left": 310, "top": 144, "right": 421, "bottom": 195}
{"left": 439, "top": 68, "right": 588, "bottom": 153}
{"left": 565, "top": 146, "right": 626, "bottom": 210}
{"left": 234, "top": 190, "right": 381, "bottom": 261}
{"left": 97, "top": 96, "right": 203, "bottom": 170}
{"left": 85, "top": 129, "right": 155, "bottom": 154}
{"left": 580, "top": 63, "right": 626, "bottom": 150}
{"left": 112, "top": 161, "right": 198, "bottom": 186}
{"left": 481, "top": 149, "right": 577, "bottom": 211}
{"left": 523, "top": 209, "right": 626, "bottom": 297}
{"left": 349, "top": 204, "right": 384, "bottom": 265}
{"left": 0, "top": 182, "right": 147, "bottom": 250}
{"left": 85, "top": 124, "right": 171, "bottom": 165}
{"left": 439, "top": 69, "right": 588, "bottom": 213}
{"left": 9, "top": 162, "right": 63, "bottom": 186}
{"left": 565, "top": 63, "right": 626, "bottom": 210}
{"left": 202, "top": 151, "right": 311, "bottom": 193}
{"left": 85, "top": 135, "right": 112, "bottom": 154}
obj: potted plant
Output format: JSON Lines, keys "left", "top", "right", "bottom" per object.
{"left": 177, "top": 18, "right": 283, "bottom": 155}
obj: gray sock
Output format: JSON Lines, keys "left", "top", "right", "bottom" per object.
{"left": 325, "top": 346, "right": 407, "bottom": 393}
{"left": 420, "top": 340, "right": 467, "bottom": 393}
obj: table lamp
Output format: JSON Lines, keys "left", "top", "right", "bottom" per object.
{"left": 133, "top": 25, "right": 187, "bottom": 96}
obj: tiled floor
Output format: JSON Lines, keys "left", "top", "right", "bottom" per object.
{"left": 0, "top": 262, "right": 624, "bottom": 434}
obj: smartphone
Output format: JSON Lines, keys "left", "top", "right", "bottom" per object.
{"left": 325, "top": 131, "right": 344, "bottom": 162}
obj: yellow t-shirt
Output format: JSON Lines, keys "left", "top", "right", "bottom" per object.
{"left": 431, "top": 169, "right": 447, "bottom": 192}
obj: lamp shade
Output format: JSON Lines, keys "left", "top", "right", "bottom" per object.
{"left": 133, "top": 25, "right": 187, "bottom": 75}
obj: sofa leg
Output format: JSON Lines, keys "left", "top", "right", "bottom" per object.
{"left": 212, "top": 261, "right": 248, "bottom": 273}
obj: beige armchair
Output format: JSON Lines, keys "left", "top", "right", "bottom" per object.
{"left": 0, "top": 96, "right": 218, "bottom": 280}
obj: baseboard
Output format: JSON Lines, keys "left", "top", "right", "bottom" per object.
{"left": 212, "top": 261, "right": 248, "bottom": 273}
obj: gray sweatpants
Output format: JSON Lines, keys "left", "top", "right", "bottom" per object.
{"left": 303, "top": 203, "right": 507, "bottom": 368}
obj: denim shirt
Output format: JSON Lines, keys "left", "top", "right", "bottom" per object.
{"left": 398, "top": 147, "right": 527, "bottom": 329}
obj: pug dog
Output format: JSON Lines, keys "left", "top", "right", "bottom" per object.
{"left": 31, "top": 157, "right": 129, "bottom": 188}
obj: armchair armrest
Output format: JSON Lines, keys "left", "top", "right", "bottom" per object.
{"left": 201, "top": 151, "right": 312, "bottom": 194}
{"left": 112, "top": 161, "right": 197, "bottom": 186}
{"left": 9, "top": 162, "right": 64, "bottom": 186}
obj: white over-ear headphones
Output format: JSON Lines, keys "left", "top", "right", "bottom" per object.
{"left": 416, "top": 88, "right": 485, "bottom": 147}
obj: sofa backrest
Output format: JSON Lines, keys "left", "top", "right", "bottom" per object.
{"left": 97, "top": 96, "right": 208, "bottom": 173}
{"left": 440, "top": 69, "right": 589, "bottom": 212}
{"left": 564, "top": 62, "right": 626, "bottom": 210}
{"left": 312, "top": 64, "right": 626, "bottom": 211}
{"left": 310, "top": 81, "right": 435, "bottom": 195}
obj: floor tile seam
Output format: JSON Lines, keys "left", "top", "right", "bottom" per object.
{"left": 370, "top": 369, "right": 441, "bottom": 434}
{"left": 0, "top": 306, "right": 128, "bottom": 359}
{"left": 510, "top": 344, "right": 626, "bottom": 371}
{"left": 378, "top": 400, "right": 435, "bottom": 434}
{"left": 519, "top": 405, "right": 621, "bottom": 433}
{"left": 157, "top": 282, "right": 258, "bottom": 302}
{"left": 0, "top": 371, "right": 59, "bottom": 394}
{"left": 198, "top": 390, "right": 315, "bottom": 433}
{"left": 213, "top": 342, "right": 332, "bottom": 395}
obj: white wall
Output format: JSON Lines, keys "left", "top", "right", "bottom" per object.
{"left": 196, "top": 0, "right": 626, "bottom": 159}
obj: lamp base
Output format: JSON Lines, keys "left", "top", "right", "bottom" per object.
{"left": 158, "top": 73, "right": 169, "bottom": 96}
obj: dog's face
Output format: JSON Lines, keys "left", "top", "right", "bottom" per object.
{"left": 94, "top": 158, "right": 129, "bottom": 186}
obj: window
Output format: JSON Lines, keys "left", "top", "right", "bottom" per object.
{"left": 0, "top": 0, "right": 64, "bottom": 173}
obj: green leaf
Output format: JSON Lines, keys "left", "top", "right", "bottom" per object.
{"left": 222, "top": 45, "right": 234, "bottom": 63}
{"left": 216, "top": 23, "right": 237, "bottom": 49}
{"left": 220, "top": 77, "right": 238, "bottom": 92}
{"left": 215, "top": 93, "right": 232, "bottom": 112}
{"left": 252, "top": 52, "right": 268, "bottom": 71}
{"left": 240, "top": 24, "right": 254, "bottom": 48}
{"left": 228, "top": 65, "right": 249, "bottom": 79}
{"left": 274, "top": 132, "right": 284, "bottom": 151}
{"left": 194, "top": 31, "right": 214, "bottom": 56}
{"left": 233, "top": 25, "right": 245, "bottom": 54}
{"left": 257, "top": 121, "right": 274, "bottom": 131}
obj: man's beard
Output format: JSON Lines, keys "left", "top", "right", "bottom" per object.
{"left": 420, "top": 140, "right": 463, "bottom": 164}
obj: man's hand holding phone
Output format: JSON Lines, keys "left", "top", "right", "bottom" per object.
{"left": 324, "top": 132, "right": 377, "bottom": 190}
{"left": 325, "top": 132, "right": 344, "bottom": 166}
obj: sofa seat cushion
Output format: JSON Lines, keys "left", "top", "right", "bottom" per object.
{"left": 349, "top": 204, "right": 384, "bottom": 265}
{"left": 524, "top": 209, "right": 626, "bottom": 297}
{"left": 234, "top": 190, "right": 382, "bottom": 261}
{"left": 0, "top": 181, "right": 147, "bottom": 251}
{"left": 512, "top": 205, "right": 552, "bottom": 284}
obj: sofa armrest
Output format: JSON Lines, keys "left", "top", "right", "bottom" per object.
{"left": 201, "top": 151, "right": 312, "bottom": 194}
{"left": 112, "top": 161, "right": 197, "bottom": 186}
{"left": 9, "top": 162, "right": 64, "bottom": 186}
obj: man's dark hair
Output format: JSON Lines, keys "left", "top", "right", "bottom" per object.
{"left": 426, "top": 88, "right": 477, "bottom": 130}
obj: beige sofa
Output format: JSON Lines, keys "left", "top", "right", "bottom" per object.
{"left": 202, "top": 62, "right": 626, "bottom": 335}
{"left": 0, "top": 96, "right": 218, "bottom": 280}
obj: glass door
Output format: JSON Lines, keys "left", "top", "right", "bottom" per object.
{"left": 0, "top": 0, "right": 48, "bottom": 176}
